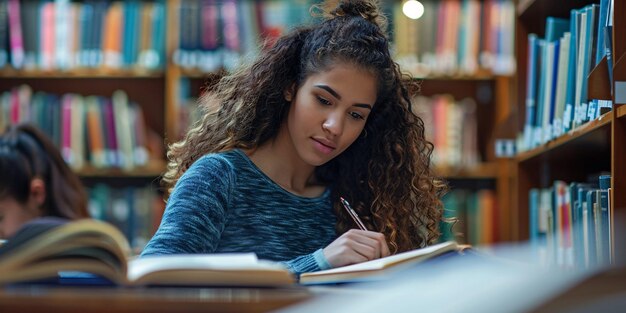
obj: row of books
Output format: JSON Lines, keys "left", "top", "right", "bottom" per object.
{"left": 0, "top": 0, "right": 166, "bottom": 71}
{"left": 441, "top": 189, "right": 498, "bottom": 246}
{"left": 173, "top": 0, "right": 313, "bottom": 72}
{"left": 529, "top": 175, "right": 611, "bottom": 269}
{"left": 0, "top": 85, "right": 152, "bottom": 171}
{"left": 412, "top": 95, "right": 480, "bottom": 170}
{"left": 88, "top": 183, "right": 164, "bottom": 252}
{"left": 520, "top": 0, "right": 614, "bottom": 152}
{"left": 393, "top": 0, "right": 516, "bottom": 77}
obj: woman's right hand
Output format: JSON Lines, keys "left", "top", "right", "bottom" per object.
{"left": 322, "top": 229, "right": 390, "bottom": 268}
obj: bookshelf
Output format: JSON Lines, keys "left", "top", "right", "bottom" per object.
{"left": 0, "top": 0, "right": 517, "bottom": 247}
{"left": 514, "top": 0, "right": 626, "bottom": 264}
{"left": 391, "top": 0, "right": 517, "bottom": 245}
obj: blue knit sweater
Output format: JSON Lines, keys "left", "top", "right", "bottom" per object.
{"left": 141, "top": 149, "right": 337, "bottom": 274}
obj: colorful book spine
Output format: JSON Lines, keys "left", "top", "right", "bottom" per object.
{"left": 61, "top": 94, "right": 73, "bottom": 165}
{"left": 39, "top": 2, "right": 55, "bottom": 70}
{"left": 7, "top": 0, "right": 24, "bottom": 68}
{"left": 55, "top": 0, "right": 71, "bottom": 70}
{"left": 0, "top": 0, "right": 7, "bottom": 68}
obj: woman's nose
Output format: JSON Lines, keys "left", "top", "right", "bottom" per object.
{"left": 322, "top": 113, "right": 344, "bottom": 137}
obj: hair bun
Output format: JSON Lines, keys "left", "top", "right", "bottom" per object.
{"left": 316, "top": 0, "right": 387, "bottom": 33}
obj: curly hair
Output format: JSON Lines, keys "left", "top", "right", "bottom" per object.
{"left": 163, "top": 0, "right": 446, "bottom": 253}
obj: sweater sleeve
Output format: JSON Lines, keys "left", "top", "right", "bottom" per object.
{"left": 280, "top": 248, "right": 332, "bottom": 275}
{"left": 140, "top": 156, "right": 234, "bottom": 256}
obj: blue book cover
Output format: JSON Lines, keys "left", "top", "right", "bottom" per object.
{"left": 563, "top": 9, "right": 580, "bottom": 132}
{"left": 78, "top": 3, "right": 93, "bottom": 67}
{"left": 604, "top": 0, "right": 613, "bottom": 91}
{"left": 529, "top": 188, "right": 540, "bottom": 247}
{"left": 579, "top": 5, "right": 598, "bottom": 125}
{"left": 540, "top": 41, "right": 556, "bottom": 143}
{"left": 151, "top": 2, "right": 166, "bottom": 69}
{"left": 123, "top": 1, "right": 140, "bottom": 67}
{"left": 545, "top": 17, "right": 569, "bottom": 42}
{"left": 588, "top": 4, "right": 600, "bottom": 71}
{"left": 92, "top": 1, "right": 108, "bottom": 68}
{"left": 583, "top": 188, "right": 598, "bottom": 266}
{"left": 524, "top": 34, "right": 539, "bottom": 148}
{"left": 571, "top": 183, "right": 592, "bottom": 268}
{"left": 49, "top": 94, "right": 61, "bottom": 147}
{"left": 125, "top": 187, "right": 136, "bottom": 248}
{"left": 548, "top": 40, "right": 561, "bottom": 140}
{"left": 598, "top": 175, "right": 611, "bottom": 262}
{"left": 535, "top": 39, "right": 547, "bottom": 146}
{"left": 595, "top": 0, "right": 609, "bottom": 66}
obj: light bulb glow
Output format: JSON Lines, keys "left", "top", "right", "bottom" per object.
{"left": 402, "top": 0, "right": 425, "bottom": 20}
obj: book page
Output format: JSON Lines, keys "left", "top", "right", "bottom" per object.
{"left": 127, "top": 253, "right": 297, "bottom": 286}
{"left": 127, "top": 253, "right": 263, "bottom": 281}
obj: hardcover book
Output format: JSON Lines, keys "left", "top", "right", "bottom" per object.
{"left": 0, "top": 218, "right": 295, "bottom": 287}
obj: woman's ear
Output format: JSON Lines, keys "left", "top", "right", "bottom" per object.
{"left": 284, "top": 83, "right": 296, "bottom": 102}
{"left": 29, "top": 178, "right": 46, "bottom": 207}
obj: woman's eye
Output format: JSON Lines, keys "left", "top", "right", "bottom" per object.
{"left": 349, "top": 112, "right": 364, "bottom": 120}
{"left": 317, "top": 96, "right": 331, "bottom": 106}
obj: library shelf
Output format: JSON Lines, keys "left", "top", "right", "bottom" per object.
{"left": 517, "top": 0, "right": 598, "bottom": 36}
{"left": 435, "top": 162, "right": 498, "bottom": 179}
{"left": 410, "top": 70, "right": 510, "bottom": 81}
{"left": 75, "top": 160, "right": 166, "bottom": 178}
{"left": 617, "top": 105, "right": 626, "bottom": 119}
{"left": 516, "top": 112, "right": 612, "bottom": 164}
{"left": 0, "top": 69, "right": 165, "bottom": 79}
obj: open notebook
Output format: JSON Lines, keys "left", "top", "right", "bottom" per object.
{"left": 300, "top": 241, "right": 464, "bottom": 285}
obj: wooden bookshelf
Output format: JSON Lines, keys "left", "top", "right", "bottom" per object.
{"left": 517, "top": 0, "right": 598, "bottom": 35}
{"left": 514, "top": 0, "right": 626, "bottom": 265}
{"left": 75, "top": 160, "right": 166, "bottom": 178}
{"left": 435, "top": 162, "right": 498, "bottom": 179}
{"left": 516, "top": 112, "right": 612, "bottom": 163}
{"left": 0, "top": 0, "right": 517, "bottom": 248}
{"left": 617, "top": 105, "right": 626, "bottom": 119}
{"left": 0, "top": 69, "right": 164, "bottom": 79}
{"left": 410, "top": 70, "right": 511, "bottom": 81}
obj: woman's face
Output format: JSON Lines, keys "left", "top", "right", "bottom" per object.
{"left": 286, "top": 63, "right": 377, "bottom": 166}
{"left": 0, "top": 196, "right": 40, "bottom": 239}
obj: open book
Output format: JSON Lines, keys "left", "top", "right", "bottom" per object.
{"left": 0, "top": 218, "right": 295, "bottom": 287}
{"left": 299, "top": 241, "right": 464, "bottom": 285}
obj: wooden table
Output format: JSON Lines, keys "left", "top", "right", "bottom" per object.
{"left": 0, "top": 285, "right": 313, "bottom": 313}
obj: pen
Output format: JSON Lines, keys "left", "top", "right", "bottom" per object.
{"left": 340, "top": 197, "right": 368, "bottom": 231}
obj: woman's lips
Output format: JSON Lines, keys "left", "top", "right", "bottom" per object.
{"left": 312, "top": 138, "right": 336, "bottom": 154}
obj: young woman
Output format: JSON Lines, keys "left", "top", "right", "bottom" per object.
{"left": 0, "top": 124, "right": 89, "bottom": 239}
{"left": 142, "top": 0, "right": 445, "bottom": 274}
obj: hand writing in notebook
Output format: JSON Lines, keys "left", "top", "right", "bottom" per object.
{"left": 322, "top": 197, "right": 390, "bottom": 268}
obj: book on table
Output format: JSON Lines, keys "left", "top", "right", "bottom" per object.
{"left": 0, "top": 218, "right": 295, "bottom": 287}
{"left": 299, "top": 241, "right": 465, "bottom": 285}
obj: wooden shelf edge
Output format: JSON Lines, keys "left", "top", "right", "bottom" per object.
{"left": 0, "top": 68, "right": 165, "bottom": 79}
{"left": 172, "top": 66, "right": 511, "bottom": 81}
{"left": 173, "top": 66, "right": 226, "bottom": 79}
{"left": 76, "top": 160, "right": 166, "bottom": 178}
{"left": 617, "top": 105, "right": 626, "bottom": 119}
{"left": 516, "top": 111, "right": 612, "bottom": 162}
{"left": 435, "top": 162, "right": 498, "bottom": 179}
{"left": 614, "top": 52, "right": 626, "bottom": 105}
{"left": 517, "top": 0, "right": 534, "bottom": 17}
{"left": 409, "top": 69, "right": 512, "bottom": 81}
